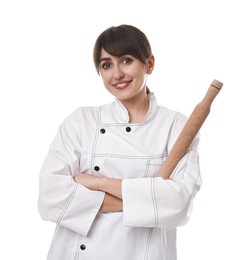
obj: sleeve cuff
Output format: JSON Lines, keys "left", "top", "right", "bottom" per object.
{"left": 122, "top": 178, "right": 155, "bottom": 227}
{"left": 59, "top": 183, "right": 105, "bottom": 236}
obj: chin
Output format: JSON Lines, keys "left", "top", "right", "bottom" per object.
{"left": 108, "top": 89, "right": 131, "bottom": 100}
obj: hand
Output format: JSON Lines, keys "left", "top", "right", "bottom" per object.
{"left": 73, "top": 172, "right": 103, "bottom": 191}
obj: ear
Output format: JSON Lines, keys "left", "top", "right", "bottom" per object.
{"left": 147, "top": 55, "right": 155, "bottom": 74}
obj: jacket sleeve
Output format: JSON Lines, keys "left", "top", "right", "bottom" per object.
{"left": 122, "top": 147, "right": 201, "bottom": 228}
{"left": 38, "top": 109, "right": 105, "bottom": 236}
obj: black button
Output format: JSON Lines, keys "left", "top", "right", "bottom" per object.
{"left": 126, "top": 127, "right": 131, "bottom": 132}
{"left": 94, "top": 166, "right": 100, "bottom": 171}
{"left": 80, "top": 244, "right": 86, "bottom": 250}
{"left": 100, "top": 128, "right": 106, "bottom": 134}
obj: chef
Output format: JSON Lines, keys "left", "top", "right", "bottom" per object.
{"left": 38, "top": 24, "right": 202, "bottom": 260}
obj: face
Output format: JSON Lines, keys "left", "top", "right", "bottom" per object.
{"left": 98, "top": 48, "right": 154, "bottom": 102}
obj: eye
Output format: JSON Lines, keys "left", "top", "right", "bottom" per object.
{"left": 122, "top": 57, "right": 133, "bottom": 64}
{"left": 101, "top": 62, "right": 112, "bottom": 70}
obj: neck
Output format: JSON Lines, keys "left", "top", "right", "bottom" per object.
{"left": 120, "top": 89, "right": 149, "bottom": 123}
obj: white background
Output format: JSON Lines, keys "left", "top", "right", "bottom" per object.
{"left": 0, "top": 0, "right": 251, "bottom": 259}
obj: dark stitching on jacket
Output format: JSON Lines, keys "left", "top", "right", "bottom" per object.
{"left": 113, "top": 101, "right": 128, "bottom": 123}
{"left": 94, "top": 153, "right": 168, "bottom": 160}
{"left": 181, "top": 149, "right": 200, "bottom": 184}
{"left": 113, "top": 98, "right": 160, "bottom": 125}
{"left": 57, "top": 183, "right": 78, "bottom": 224}
{"left": 143, "top": 160, "right": 150, "bottom": 177}
{"left": 195, "top": 153, "right": 201, "bottom": 183}
{"left": 143, "top": 106, "right": 160, "bottom": 125}
{"left": 144, "top": 228, "right": 153, "bottom": 260}
{"left": 181, "top": 150, "right": 190, "bottom": 179}
{"left": 151, "top": 178, "right": 158, "bottom": 227}
{"left": 90, "top": 107, "right": 102, "bottom": 175}
{"left": 74, "top": 235, "right": 83, "bottom": 260}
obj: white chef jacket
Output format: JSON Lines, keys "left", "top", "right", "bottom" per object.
{"left": 38, "top": 93, "right": 202, "bottom": 260}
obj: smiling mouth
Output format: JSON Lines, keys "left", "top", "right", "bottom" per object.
{"left": 113, "top": 81, "right": 132, "bottom": 90}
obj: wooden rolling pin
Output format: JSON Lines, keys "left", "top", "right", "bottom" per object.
{"left": 158, "top": 79, "right": 223, "bottom": 179}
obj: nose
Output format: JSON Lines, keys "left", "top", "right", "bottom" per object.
{"left": 113, "top": 65, "right": 125, "bottom": 80}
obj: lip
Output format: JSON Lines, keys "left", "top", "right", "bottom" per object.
{"left": 112, "top": 80, "right": 132, "bottom": 90}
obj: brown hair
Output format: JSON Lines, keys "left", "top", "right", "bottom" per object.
{"left": 93, "top": 24, "right": 152, "bottom": 74}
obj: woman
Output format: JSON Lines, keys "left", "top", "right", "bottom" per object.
{"left": 38, "top": 24, "right": 202, "bottom": 260}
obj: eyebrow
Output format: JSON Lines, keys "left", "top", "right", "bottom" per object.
{"left": 99, "top": 57, "right": 111, "bottom": 64}
{"left": 99, "top": 54, "right": 132, "bottom": 65}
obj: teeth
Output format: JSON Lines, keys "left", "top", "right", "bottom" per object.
{"left": 116, "top": 83, "right": 126, "bottom": 88}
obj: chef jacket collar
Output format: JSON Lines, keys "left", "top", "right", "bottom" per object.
{"left": 113, "top": 92, "right": 158, "bottom": 124}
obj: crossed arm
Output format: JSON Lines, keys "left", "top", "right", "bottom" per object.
{"left": 73, "top": 173, "right": 123, "bottom": 213}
